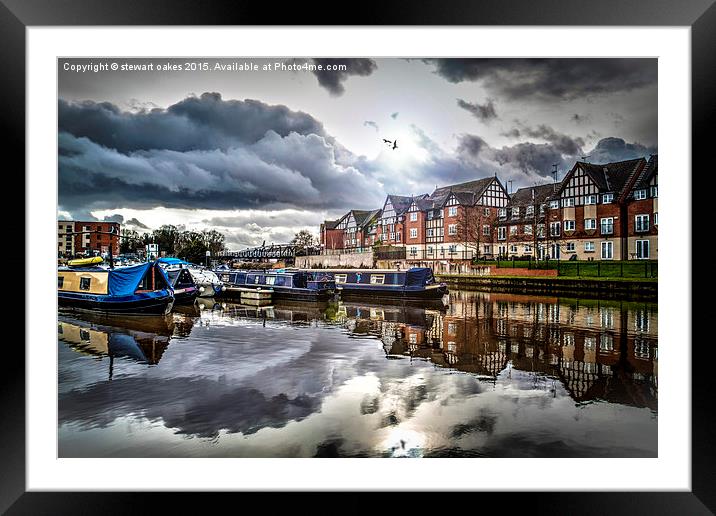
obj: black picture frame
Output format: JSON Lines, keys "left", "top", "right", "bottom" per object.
{"left": 4, "top": 0, "right": 710, "bottom": 512}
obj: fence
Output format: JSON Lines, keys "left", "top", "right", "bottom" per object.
{"left": 494, "top": 258, "right": 658, "bottom": 278}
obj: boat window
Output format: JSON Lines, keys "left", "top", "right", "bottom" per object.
{"left": 265, "top": 276, "right": 276, "bottom": 285}
{"left": 370, "top": 274, "right": 385, "bottom": 285}
{"left": 80, "top": 329, "right": 90, "bottom": 341}
{"left": 335, "top": 274, "right": 347, "bottom": 283}
{"left": 220, "top": 274, "right": 231, "bottom": 283}
{"left": 58, "top": 276, "right": 64, "bottom": 288}
{"left": 79, "top": 277, "right": 91, "bottom": 291}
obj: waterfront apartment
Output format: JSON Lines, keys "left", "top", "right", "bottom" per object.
{"left": 57, "top": 220, "right": 121, "bottom": 257}
{"left": 319, "top": 155, "right": 658, "bottom": 262}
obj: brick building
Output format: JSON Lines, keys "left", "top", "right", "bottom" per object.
{"left": 57, "top": 221, "right": 75, "bottom": 257}
{"left": 72, "top": 221, "right": 121, "bottom": 256}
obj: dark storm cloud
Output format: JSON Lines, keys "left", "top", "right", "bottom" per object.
{"left": 363, "top": 120, "right": 379, "bottom": 132}
{"left": 58, "top": 130, "right": 381, "bottom": 213}
{"left": 519, "top": 125, "right": 585, "bottom": 156}
{"left": 58, "top": 92, "right": 328, "bottom": 153}
{"left": 58, "top": 94, "right": 383, "bottom": 213}
{"left": 311, "top": 59, "right": 377, "bottom": 96}
{"left": 490, "top": 142, "right": 569, "bottom": 177}
{"left": 101, "top": 213, "right": 124, "bottom": 223}
{"left": 423, "top": 58, "right": 656, "bottom": 100}
{"left": 585, "top": 137, "right": 656, "bottom": 163}
{"left": 456, "top": 98, "right": 498, "bottom": 122}
{"left": 456, "top": 134, "right": 489, "bottom": 158}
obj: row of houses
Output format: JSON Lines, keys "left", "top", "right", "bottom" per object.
{"left": 320, "top": 155, "right": 658, "bottom": 261}
{"left": 57, "top": 220, "right": 121, "bottom": 257}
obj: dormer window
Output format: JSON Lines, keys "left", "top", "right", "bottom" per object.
{"left": 498, "top": 208, "right": 507, "bottom": 219}
{"left": 602, "top": 193, "right": 613, "bottom": 204}
{"left": 585, "top": 195, "right": 598, "bottom": 205}
{"left": 549, "top": 200, "right": 559, "bottom": 209}
{"left": 563, "top": 198, "right": 575, "bottom": 207}
{"left": 634, "top": 189, "right": 647, "bottom": 200}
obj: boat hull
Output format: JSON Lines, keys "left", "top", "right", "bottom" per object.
{"left": 337, "top": 283, "right": 448, "bottom": 301}
{"left": 171, "top": 287, "right": 200, "bottom": 305}
{"left": 58, "top": 291, "right": 175, "bottom": 315}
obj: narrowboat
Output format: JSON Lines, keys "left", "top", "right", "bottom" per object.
{"left": 317, "top": 267, "right": 448, "bottom": 301}
{"left": 58, "top": 261, "right": 175, "bottom": 315}
{"left": 188, "top": 265, "right": 224, "bottom": 297}
{"left": 214, "top": 268, "right": 335, "bottom": 302}
{"left": 156, "top": 257, "right": 200, "bottom": 305}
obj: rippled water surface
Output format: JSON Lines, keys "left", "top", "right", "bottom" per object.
{"left": 58, "top": 290, "right": 657, "bottom": 457}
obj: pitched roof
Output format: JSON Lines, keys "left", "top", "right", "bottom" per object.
{"left": 569, "top": 158, "right": 646, "bottom": 196}
{"left": 633, "top": 154, "right": 657, "bottom": 189}
{"left": 386, "top": 195, "right": 414, "bottom": 215}
{"left": 429, "top": 177, "right": 495, "bottom": 206}
{"left": 358, "top": 209, "right": 382, "bottom": 229}
{"left": 508, "top": 184, "right": 558, "bottom": 207}
{"left": 322, "top": 219, "right": 340, "bottom": 230}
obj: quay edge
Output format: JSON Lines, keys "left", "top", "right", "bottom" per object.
{"left": 436, "top": 274, "right": 657, "bottom": 301}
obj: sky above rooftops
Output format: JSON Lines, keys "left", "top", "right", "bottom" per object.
{"left": 58, "top": 58, "right": 657, "bottom": 249}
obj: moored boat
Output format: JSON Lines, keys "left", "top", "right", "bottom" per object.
{"left": 58, "top": 261, "right": 175, "bottom": 315}
{"left": 313, "top": 267, "right": 448, "bottom": 301}
{"left": 215, "top": 268, "right": 335, "bottom": 302}
{"left": 156, "top": 257, "right": 200, "bottom": 305}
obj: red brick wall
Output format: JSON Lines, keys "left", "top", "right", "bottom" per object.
{"left": 405, "top": 211, "right": 425, "bottom": 244}
{"left": 323, "top": 228, "right": 343, "bottom": 250}
{"left": 73, "top": 221, "right": 120, "bottom": 255}
{"left": 627, "top": 199, "right": 658, "bottom": 237}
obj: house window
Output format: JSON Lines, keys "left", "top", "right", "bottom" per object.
{"left": 636, "top": 240, "right": 650, "bottom": 259}
{"left": 484, "top": 245, "right": 491, "bottom": 254}
{"left": 426, "top": 228, "right": 434, "bottom": 237}
{"left": 448, "top": 245, "right": 457, "bottom": 253}
{"left": 635, "top": 214, "right": 649, "bottom": 232}
{"left": 634, "top": 189, "right": 647, "bottom": 200}
{"left": 537, "top": 224, "right": 545, "bottom": 238}
{"left": 585, "top": 242, "right": 595, "bottom": 252}
{"left": 498, "top": 227, "right": 506, "bottom": 240}
{"left": 585, "top": 194, "right": 598, "bottom": 205}
{"left": 427, "top": 246, "right": 433, "bottom": 255}
{"left": 370, "top": 274, "right": 385, "bottom": 284}
{"left": 396, "top": 233, "right": 401, "bottom": 242}
{"left": 650, "top": 186, "right": 658, "bottom": 198}
{"left": 410, "top": 212, "right": 418, "bottom": 221}
{"left": 601, "top": 241, "right": 614, "bottom": 259}
{"left": 509, "top": 245, "right": 518, "bottom": 253}
{"left": 483, "top": 207, "right": 490, "bottom": 216}
{"left": 410, "top": 246, "right": 418, "bottom": 256}
{"left": 563, "top": 197, "right": 575, "bottom": 207}
{"left": 511, "top": 207, "right": 520, "bottom": 218}
{"left": 524, "top": 225, "right": 533, "bottom": 234}
{"left": 448, "top": 224, "right": 457, "bottom": 235}
{"left": 566, "top": 242, "right": 575, "bottom": 251}
{"left": 525, "top": 205, "right": 534, "bottom": 216}
{"left": 79, "top": 277, "right": 91, "bottom": 290}
{"left": 549, "top": 200, "right": 559, "bottom": 209}
{"left": 549, "top": 222, "right": 561, "bottom": 236}
{"left": 564, "top": 220, "right": 575, "bottom": 231}
{"left": 524, "top": 245, "right": 532, "bottom": 252}
{"left": 448, "top": 206, "right": 458, "bottom": 217}
{"left": 410, "top": 228, "right": 418, "bottom": 239}
{"left": 602, "top": 193, "right": 613, "bottom": 203}
{"left": 483, "top": 224, "right": 491, "bottom": 236}
{"left": 58, "top": 276, "right": 64, "bottom": 288}
{"left": 509, "top": 226, "right": 517, "bottom": 235}
{"left": 498, "top": 208, "right": 507, "bottom": 219}
{"left": 600, "top": 217, "right": 614, "bottom": 235}
{"left": 584, "top": 218, "right": 596, "bottom": 230}
{"left": 654, "top": 213, "right": 658, "bottom": 226}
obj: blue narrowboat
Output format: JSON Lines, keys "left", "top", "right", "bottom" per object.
{"left": 214, "top": 268, "right": 335, "bottom": 301}
{"left": 156, "top": 257, "right": 200, "bottom": 305}
{"left": 58, "top": 261, "right": 175, "bottom": 315}
{"left": 318, "top": 267, "right": 448, "bottom": 301}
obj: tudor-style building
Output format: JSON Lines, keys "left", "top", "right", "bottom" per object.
{"left": 502, "top": 184, "right": 558, "bottom": 259}
{"left": 335, "top": 209, "right": 382, "bottom": 251}
{"left": 626, "top": 155, "right": 658, "bottom": 260}
{"left": 546, "top": 158, "right": 647, "bottom": 260}
{"left": 376, "top": 194, "right": 424, "bottom": 246}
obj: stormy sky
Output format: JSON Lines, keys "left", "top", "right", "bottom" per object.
{"left": 58, "top": 58, "right": 657, "bottom": 249}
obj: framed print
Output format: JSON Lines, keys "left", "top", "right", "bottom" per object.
{"left": 3, "top": 0, "right": 712, "bottom": 512}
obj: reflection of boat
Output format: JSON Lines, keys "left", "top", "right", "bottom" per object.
{"left": 58, "top": 262, "right": 174, "bottom": 315}
{"left": 196, "top": 296, "right": 222, "bottom": 311}
{"left": 317, "top": 268, "right": 448, "bottom": 301}
{"left": 156, "top": 258, "right": 200, "bottom": 305}
{"left": 57, "top": 313, "right": 173, "bottom": 365}
{"left": 215, "top": 269, "right": 334, "bottom": 301}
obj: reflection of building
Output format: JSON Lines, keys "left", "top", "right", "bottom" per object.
{"left": 337, "top": 293, "right": 657, "bottom": 409}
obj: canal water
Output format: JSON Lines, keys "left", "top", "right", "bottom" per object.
{"left": 58, "top": 290, "right": 657, "bottom": 458}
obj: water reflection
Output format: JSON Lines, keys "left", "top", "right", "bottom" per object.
{"left": 58, "top": 291, "right": 657, "bottom": 458}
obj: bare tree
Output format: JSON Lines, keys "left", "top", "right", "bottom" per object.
{"left": 455, "top": 205, "right": 490, "bottom": 261}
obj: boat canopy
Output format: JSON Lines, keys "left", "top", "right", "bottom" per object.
{"left": 157, "top": 257, "right": 189, "bottom": 266}
{"left": 405, "top": 267, "right": 435, "bottom": 287}
{"left": 107, "top": 262, "right": 170, "bottom": 296}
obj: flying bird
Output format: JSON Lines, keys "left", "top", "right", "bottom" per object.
{"left": 392, "top": 140, "right": 398, "bottom": 150}
{"left": 382, "top": 139, "right": 393, "bottom": 145}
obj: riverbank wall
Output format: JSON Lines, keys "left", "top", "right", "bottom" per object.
{"left": 436, "top": 274, "right": 657, "bottom": 301}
